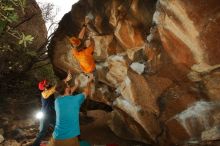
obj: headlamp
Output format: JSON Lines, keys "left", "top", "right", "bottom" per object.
{"left": 35, "top": 111, "right": 44, "bottom": 120}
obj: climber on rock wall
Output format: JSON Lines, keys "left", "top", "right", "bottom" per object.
{"left": 47, "top": 72, "right": 93, "bottom": 146}
{"left": 33, "top": 80, "right": 56, "bottom": 146}
{"left": 68, "top": 13, "right": 98, "bottom": 116}
{"left": 68, "top": 14, "right": 96, "bottom": 74}
{"left": 33, "top": 72, "right": 72, "bottom": 146}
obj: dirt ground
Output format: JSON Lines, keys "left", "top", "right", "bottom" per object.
{"left": 0, "top": 95, "right": 219, "bottom": 146}
{"left": 0, "top": 95, "right": 149, "bottom": 146}
{"left": 80, "top": 110, "right": 149, "bottom": 146}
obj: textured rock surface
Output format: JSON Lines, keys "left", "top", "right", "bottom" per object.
{"left": 49, "top": 0, "right": 220, "bottom": 145}
{"left": 0, "top": 134, "right": 4, "bottom": 144}
{"left": 17, "top": 0, "right": 47, "bottom": 49}
{"left": 201, "top": 126, "right": 220, "bottom": 141}
{"left": 3, "top": 140, "right": 20, "bottom": 146}
{"left": 155, "top": 0, "right": 220, "bottom": 68}
{"left": 203, "top": 72, "right": 220, "bottom": 101}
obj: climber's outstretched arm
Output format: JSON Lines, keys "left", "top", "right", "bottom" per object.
{"left": 78, "top": 14, "right": 94, "bottom": 40}
{"left": 78, "top": 25, "right": 87, "bottom": 40}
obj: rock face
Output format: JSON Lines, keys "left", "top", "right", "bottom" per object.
{"left": 0, "top": 134, "right": 4, "bottom": 144}
{"left": 0, "top": 0, "right": 47, "bottom": 75}
{"left": 155, "top": 0, "right": 220, "bottom": 68}
{"left": 201, "top": 126, "right": 220, "bottom": 141}
{"left": 17, "top": 0, "right": 47, "bottom": 49}
{"left": 49, "top": 0, "right": 220, "bottom": 145}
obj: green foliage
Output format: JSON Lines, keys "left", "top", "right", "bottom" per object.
{"left": 7, "top": 13, "right": 18, "bottom": 23}
{"left": 18, "top": 33, "right": 34, "bottom": 47}
{"left": 18, "top": 0, "right": 26, "bottom": 14}
{"left": 1, "top": 1, "right": 20, "bottom": 22}
{"left": 26, "top": 50, "right": 37, "bottom": 57}
{"left": 0, "top": 21, "right": 7, "bottom": 33}
{"left": 0, "top": 0, "right": 39, "bottom": 76}
{"left": 0, "top": 0, "right": 55, "bottom": 97}
{"left": 0, "top": 0, "right": 33, "bottom": 47}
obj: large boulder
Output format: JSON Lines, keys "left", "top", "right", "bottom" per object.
{"left": 49, "top": 0, "right": 220, "bottom": 145}
{"left": 3, "top": 140, "right": 20, "bottom": 146}
{"left": 112, "top": 97, "right": 161, "bottom": 143}
{"left": 17, "top": 0, "right": 47, "bottom": 49}
{"left": 0, "top": 134, "right": 4, "bottom": 144}
{"left": 202, "top": 72, "right": 220, "bottom": 101}
{"left": 106, "top": 55, "right": 129, "bottom": 86}
{"left": 120, "top": 70, "right": 172, "bottom": 115}
{"left": 154, "top": 0, "right": 220, "bottom": 69}
{"left": 201, "top": 126, "right": 220, "bottom": 141}
{"left": 108, "top": 109, "right": 153, "bottom": 144}
{"left": 166, "top": 101, "right": 220, "bottom": 144}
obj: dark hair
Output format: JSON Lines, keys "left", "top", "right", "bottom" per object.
{"left": 45, "top": 83, "right": 52, "bottom": 89}
{"left": 75, "top": 39, "right": 86, "bottom": 51}
{"left": 55, "top": 81, "right": 67, "bottom": 95}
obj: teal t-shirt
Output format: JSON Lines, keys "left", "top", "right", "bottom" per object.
{"left": 80, "top": 140, "right": 91, "bottom": 146}
{"left": 53, "top": 93, "right": 85, "bottom": 140}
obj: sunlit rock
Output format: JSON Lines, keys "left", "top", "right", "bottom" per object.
{"left": 3, "top": 140, "right": 20, "bottom": 146}
{"left": 52, "top": 38, "right": 81, "bottom": 74}
{"left": 166, "top": 101, "right": 220, "bottom": 144}
{"left": 108, "top": 109, "right": 154, "bottom": 144}
{"left": 155, "top": 0, "right": 220, "bottom": 68}
{"left": 113, "top": 97, "right": 161, "bottom": 142}
{"left": 96, "top": 64, "right": 112, "bottom": 86}
{"left": 159, "top": 85, "right": 198, "bottom": 121}
{"left": 203, "top": 72, "right": 220, "bottom": 101}
{"left": 0, "top": 134, "right": 4, "bottom": 144}
{"left": 213, "top": 112, "right": 220, "bottom": 125}
{"left": 114, "top": 20, "right": 144, "bottom": 50}
{"left": 130, "top": 62, "right": 145, "bottom": 75}
{"left": 201, "top": 126, "right": 220, "bottom": 141}
{"left": 93, "top": 35, "right": 113, "bottom": 61}
{"left": 106, "top": 55, "right": 128, "bottom": 86}
{"left": 48, "top": 0, "right": 220, "bottom": 145}
{"left": 120, "top": 70, "right": 172, "bottom": 115}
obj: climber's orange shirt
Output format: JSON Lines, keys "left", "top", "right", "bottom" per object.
{"left": 72, "top": 46, "right": 95, "bottom": 73}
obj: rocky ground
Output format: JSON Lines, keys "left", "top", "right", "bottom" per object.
{"left": 0, "top": 95, "right": 148, "bottom": 146}
{"left": 1, "top": 0, "right": 220, "bottom": 145}
{"left": 0, "top": 95, "right": 220, "bottom": 146}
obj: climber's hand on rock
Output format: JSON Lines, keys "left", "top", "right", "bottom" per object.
{"left": 64, "top": 70, "right": 72, "bottom": 83}
{"left": 85, "top": 16, "right": 92, "bottom": 24}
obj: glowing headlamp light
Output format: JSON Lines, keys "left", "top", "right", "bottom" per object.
{"left": 35, "top": 111, "right": 44, "bottom": 120}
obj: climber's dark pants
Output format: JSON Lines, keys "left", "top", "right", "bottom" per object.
{"left": 33, "top": 115, "right": 55, "bottom": 146}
